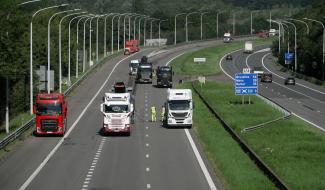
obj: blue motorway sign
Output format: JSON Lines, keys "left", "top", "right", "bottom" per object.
{"left": 285, "top": 52, "right": 294, "bottom": 61}
{"left": 235, "top": 73, "right": 258, "bottom": 95}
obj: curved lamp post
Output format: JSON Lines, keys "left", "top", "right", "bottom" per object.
{"left": 304, "top": 18, "right": 325, "bottom": 80}
{"left": 186, "top": 12, "right": 198, "bottom": 42}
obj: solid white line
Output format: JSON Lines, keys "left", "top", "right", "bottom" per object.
{"left": 184, "top": 129, "right": 217, "bottom": 190}
{"left": 166, "top": 54, "right": 217, "bottom": 190}
{"left": 261, "top": 53, "right": 325, "bottom": 95}
{"left": 19, "top": 51, "right": 142, "bottom": 190}
{"left": 292, "top": 113, "right": 325, "bottom": 132}
{"left": 259, "top": 54, "right": 325, "bottom": 104}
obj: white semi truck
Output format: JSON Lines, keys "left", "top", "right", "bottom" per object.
{"left": 100, "top": 92, "right": 134, "bottom": 135}
{"left": 165, "top": 89, "right": 193, "bottom": 128}
{"left": 244, "top": 41, "right": 254, "bottom": 54}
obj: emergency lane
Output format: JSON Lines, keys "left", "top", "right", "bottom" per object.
{"left": 220, "top": 46, "right": 325, "bottom": 131}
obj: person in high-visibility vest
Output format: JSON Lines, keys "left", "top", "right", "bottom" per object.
{"left": 161, "top": 105, "right": 165, "bottom": 122}
{"left": 151, "top": 106, "right": 156, "bottom": 122}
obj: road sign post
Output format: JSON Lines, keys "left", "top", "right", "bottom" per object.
{"left": 235, "top": 73, "right": 258, "bottom": 104}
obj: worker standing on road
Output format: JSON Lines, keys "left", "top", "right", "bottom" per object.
{"left": 151, "top": 106, "right": 156, "bottom": 122}
{"left": 161, "top": 105, "right": 165, "bottom": 122}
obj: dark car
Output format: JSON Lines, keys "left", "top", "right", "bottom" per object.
{"left": 226, "top": 54, "right": 233, "bottom": 61}
{"left": 284, "top": 77, "right": 295, "bottom": 85}
{"left": 261, "top": 73, "right": 272, "bottom": 83}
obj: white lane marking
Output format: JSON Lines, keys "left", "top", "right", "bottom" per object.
{"left": 146, "top": 167, "right": 150, "bottom": 172}
{"left": 259, "top": 54, "right": 325, "bottom": 104}
{"left": 293, "top": 113, "right": 325, "bottom": 132}
{"left": 167, "top": 55, "right": 217, "bottom": 190}
{"left": 147, "top": 184, "right": 151, "bottom": 189}
{"left": 184, "top": 129, "right": 217, "bottom": 190}
{"left": 19, "top": 51, "right": 143, "bottom": 190}
{"left": 146, "top": 154, "right": 149, "bottom": 158}
{"left": 146, "top": 143, "right": 149, "bottom": 147}
{"left": 261, "top": 53, "right": 325, "bottom": 95}
{"left": 243, "top": 50, "right": 325, "bottom": 131}
{"left": 145, "top": 134, "right": 149, "bottom": 137}
{"left": 81, "top": 137, "right": 107, "bottom": 190}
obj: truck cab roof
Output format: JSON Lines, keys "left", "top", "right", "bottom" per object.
{"left": 104, "top": 93, "right": 130, "bottom": 103}
{"left": 36, "top": 93, "right": 65, "bottom": 103}
{"left": 167, "top": 89, "right": 192, "bottom": 101}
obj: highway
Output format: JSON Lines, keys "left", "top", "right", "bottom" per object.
{"left": 0, "top": 39, "right": 234, "bottom": 190}
{"left": 220, "top": 45, "right": 325, "bottom": 131}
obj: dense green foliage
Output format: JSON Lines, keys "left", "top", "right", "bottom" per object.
{"left": 0, "top": 0, "right": 317, "bottom": 129}
{"left": 272, "top": 1, "right": 325, "bottom": 81}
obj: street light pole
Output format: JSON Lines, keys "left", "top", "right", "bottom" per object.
{"left": 75, "top": 16, "right": 88, "bottom": 78}
{"left": 216, "top": 11, "right": 225, "bottom": 38}
{"left": 59, "top": 11, "right": 82, "bottom": 93}
{"left": 304, "top": 18, "right": 324, "bottom": 80}
{"left": 250, "top": 11, "right": 259, "bottom": 35}
{"left": 134, "top": 15, "right": 142, "bottom": 40}
{"left": 282, "top": 20, "right": 297, "bottom": 73}
{"left": 89, "top": 16, "right": 98, "bottom": 67}
{"left": 200, "top": 12, "right": 208, "bottom": 40}
{"left": 104, "top": 13, "right": 114, "bottom": 57}
{"left": 186, "top": 12, "right": 198, "bottom": 42}
{"left": 83, "top": 17, "right": 92, "bottom": 73}
{"left": 174, "top": 13, "right": 186, "bottom": 45}
{"left": 111, "top": 14, "right": 120, "bottom": 54}
{"left": 269, "top": 19, "right": 282, "bottom": 54}
{"left": 287, "top": 18, "right": 309, "bottom": 35}
{"left": 47, "top": 9, "right": 76, "bottom": 94}
{"left": 29, "top": 3, "right": 68, "bottom": 113}
{"left": 68, "top": 15, "right": 87, "bottom": 82}
{"left": 159, "top": 19, "right": 168, "bottom": 46}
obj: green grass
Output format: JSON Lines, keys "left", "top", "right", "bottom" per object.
{"left": 193, "top": 80, "right": 325, "bottom": 189}
{"left": 0, "top": 112, "right": 33, "bottom": 140}
{"left": 171, "top": 38, "right": 272, "bottom": 76}
{"left": 178, "top": 82, "right": 276, "bottom": 190}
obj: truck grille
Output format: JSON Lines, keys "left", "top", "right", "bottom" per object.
{"left": 111, "top": 119, "right": 123, "bottom": 125}
{"left": 171, "top": 112, "right": 187, "bottom": 118}
{"left": 41, "top": 119, "right": 58, "bottom": 132}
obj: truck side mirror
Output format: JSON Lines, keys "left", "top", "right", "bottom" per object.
{"left": 130, "top": 104, "right": 134, "bottom": 112}
{"left": 33, "top": 105, "right": 36, "bottom": 114}
{"left": 100, "top": 104, "right": 104, "bottom": 114}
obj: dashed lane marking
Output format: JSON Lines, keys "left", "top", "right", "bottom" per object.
{"left": 19, "top": 51, "right": 142, "bottom": 190}
{"left": 81, "top": 137, "right": 107, "bottom": 190}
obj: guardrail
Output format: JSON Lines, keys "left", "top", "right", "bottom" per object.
{"left": 192, "top": 82, "right": 289, "bottom": 190}
{"left": 241, "top": 94, "right": 292, "bottom": 133}
{"left": 0, "top": 53, "right": 121, "bottom": 150}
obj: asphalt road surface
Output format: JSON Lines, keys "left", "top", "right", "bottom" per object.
{"left": 220, "top": 45, "right": 325, "bottom": 131}
{"left": 0, "top": 38, "right": 250, "bottom": 190}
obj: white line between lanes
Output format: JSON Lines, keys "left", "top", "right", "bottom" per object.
{"left": 19, "top": 51, "right": 143, "bottom": 190}
{"left": 166, "top": 54, "right": 217, "bottom": 190}
{"left": 261, "top": 53, "right": 325, "bottom": 95}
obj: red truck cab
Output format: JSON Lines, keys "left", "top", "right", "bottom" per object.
{"left": 33, "top": 93, "right": 67, "bottom": 136}
{"left": 124, "top": 40, "right": 140, "bottom": 55}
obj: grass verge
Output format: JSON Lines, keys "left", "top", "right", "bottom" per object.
{"left": 193, "top": 80, "right": 325, "bottom": 189}
{"left": 178, "top": 82, "right": 276, "bottom": 190}
{"left": 171, "top": 38, "right": 272, "bottom": 76}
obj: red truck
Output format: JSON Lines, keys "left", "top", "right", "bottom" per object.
{"left": 124, "top": 40, "right": 140, "bottom": 55}
{"left": 33, "top": 93, "right": 68, "bottom": 136}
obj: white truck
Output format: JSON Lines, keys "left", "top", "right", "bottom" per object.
{"left": 100, "top": 92, "right": 134, "bottom": 135}
{"left": 129, "top": 59, "right": 140, "bottom": 75}
{"left": 165, "top": 89, "right": 193, "bottom": 128}
{"left": 223, "top": 32, "right": 232, "bottom": 43}
{"left": 244, "top": 41, "right": 253, "bottom": 54}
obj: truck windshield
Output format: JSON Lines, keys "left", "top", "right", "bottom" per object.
{"left": 104, "top": 105, "right": 129, "bottom": 113}
{"left": 37, "top": 103, "right": 62, "bottom": 115}
{"left": 130, "top": 63, "right": 138, "bottom": 68}
{"left": 168, "top": 100, "right": 190, "bottom": 110}
{"left": 139, "top": 68, "right": 152, "bottom": 74}
{"left": 158, "top": 70, "right": 171, "bottom": 75}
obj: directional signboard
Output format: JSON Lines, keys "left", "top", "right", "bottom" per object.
{"left": 235, "top": 73, "right": 258, "bottom": 95}
{"left": 285, "top": 52, "right": 294, "bottom": 61}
